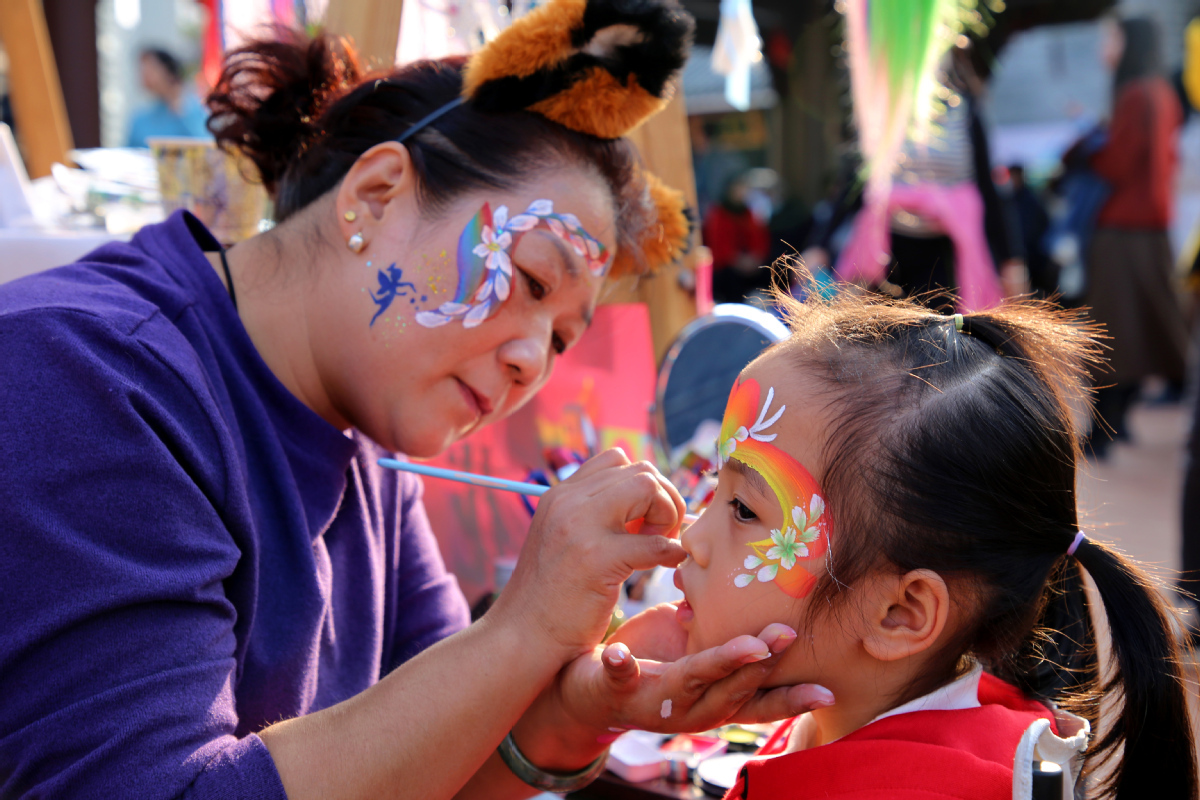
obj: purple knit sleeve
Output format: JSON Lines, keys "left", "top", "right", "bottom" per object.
{"left": 376, "top": 455, "right": 472, "bottom": 672}
{"left": 0, "top": 310, "right": 286, "bottom": 800}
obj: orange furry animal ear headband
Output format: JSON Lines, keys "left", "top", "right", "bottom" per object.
{"left": 397, "top": 0, "right": 696, "bottom": 276}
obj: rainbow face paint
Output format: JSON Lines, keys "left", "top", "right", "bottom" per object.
{"left": 718, "top": 378, "right": 831, "bottom": 599}
{"left": 413, "top": 199, "right": 611, "bottom": 329}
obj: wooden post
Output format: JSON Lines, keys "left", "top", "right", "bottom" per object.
{"left": 323, "top": 0, "right": 404, "bottom": 69}
{"left": 615, "top": 86, "right": 701, "bottom": 363}
{"left": 0, "top": 0, "right": 74, "bottom": 178}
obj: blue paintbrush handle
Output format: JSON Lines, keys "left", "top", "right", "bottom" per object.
{"left": 378, "top": 459, "right": 550, "bottom": 496}
{"left": 377, "top": 458, "right": 699, "bottom": 524}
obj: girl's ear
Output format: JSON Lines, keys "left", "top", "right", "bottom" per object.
{"left": 861, "top": 569, "right": 950, "bottom": 662}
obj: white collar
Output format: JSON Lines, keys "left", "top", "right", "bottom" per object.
{"left": 869, "top": 663, "right": 984, "bottom": 725}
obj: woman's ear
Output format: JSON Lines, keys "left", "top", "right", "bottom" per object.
{"left": 861, "top": 569, "right": 950, "bottom": 662}
{"left": 335, "top": 142, "right": 419, "bottom": 233}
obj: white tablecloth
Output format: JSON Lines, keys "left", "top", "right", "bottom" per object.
{"left": 0, "top": 228, "right": 124, "bottom": 284}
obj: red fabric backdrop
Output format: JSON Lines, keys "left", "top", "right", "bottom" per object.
{"left": 420, "top": 303, "right": 658, "bottom": 604}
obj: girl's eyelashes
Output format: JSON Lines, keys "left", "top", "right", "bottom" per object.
{"left": 728, "top": 497, "right": 758, "bottom": 523}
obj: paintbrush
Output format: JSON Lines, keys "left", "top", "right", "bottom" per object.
{"left": 377, "top": 458, "right": 699, "bottom": 525}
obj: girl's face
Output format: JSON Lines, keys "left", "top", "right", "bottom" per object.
{"left": 315, "top": 165, "right": 613, "bottom": 457}
{"left": 676, "top": 351, "right": 862, "bottom": 682}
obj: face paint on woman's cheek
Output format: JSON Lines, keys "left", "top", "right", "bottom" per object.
{"left": 718, "top": 378, "right": 833, "bottom": 599}
{"left": 403, "top": 198, "right": 612, "bottom": 331}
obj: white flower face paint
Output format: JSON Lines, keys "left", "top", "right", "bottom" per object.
{"left": 718, "top": 378, "right": 834, "bottom": 599}
{"left": 412, "top": 198, "right": 612, "bottom": 329}
{"left": 660, "top": 699, "right": 673, "bottom": 718}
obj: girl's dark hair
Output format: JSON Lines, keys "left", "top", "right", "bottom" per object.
{"left": 774, "top": 282, "right": 1195, "bottom": 799}
{"left": 1115, "top": 16, "right": 1163, "bottom": 88}
{"left": 205, "top": 29, "right": 655, "bottom": 274}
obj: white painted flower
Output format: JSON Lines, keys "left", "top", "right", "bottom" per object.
{"left": 527, "top": 199, "right": 554, "bottom": 216}
{"left": 462, "top": 299, "right": 494, "bottom": 328}
{"left": 493, "top": 268, "right": 511, "bottom": 301}
{"left": 492, "top": 205, "right": 509, "bottom": 230}
{"left": 810, "top": 495, "right": 825, "bottom": 522}
{"left": 734, "top": 574, "right": 754, "bottom": 588}
{"left": 788, "top": 498, "right": 824, "bottom": 558}
{"left": 765, "top": 527, "right": 800, "bottom": 570}
{"left": 747, "top": 386, "right": 785, "bottom": 442}
{"left": 744, "top": 554, "right": 763, "bottom": 569}
{"left": 472, "top": 226, "right": 513, "bottom": 274}
{"left": 560, "top": 212, "right": 581, "bottom": 231}
{"left": 507, "top": 213, "right": 539, "bottom": 231}
{"left": 415, "top": 310, "right": 452, "bottom": 327}
{"left": 757, "top": 564, "right": 778, "bottom": 583}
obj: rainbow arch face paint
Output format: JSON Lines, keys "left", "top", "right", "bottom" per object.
{"left": 718, "top": 378, "right": 831, "bottom": 599}
{"left": 413, "top": 199, "right": 611, "bottom": 329}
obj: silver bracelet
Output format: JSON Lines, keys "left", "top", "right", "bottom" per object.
{"left": 496, "top": 730, "right": 609, "bottom": 793}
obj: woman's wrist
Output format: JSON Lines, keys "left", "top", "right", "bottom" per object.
{"left": 510, "top": 669, "right": 612, "bottom": 773}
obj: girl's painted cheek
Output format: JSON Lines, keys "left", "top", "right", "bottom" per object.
{"left": 717, "top": 378, "right": 833, "bottom": 599}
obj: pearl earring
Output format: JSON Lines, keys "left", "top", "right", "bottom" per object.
{"left": 343, "top": 210, "right": 357, "bottom": 222}
{"left": 348, "top": 232, "right": 366, "bottom": 253}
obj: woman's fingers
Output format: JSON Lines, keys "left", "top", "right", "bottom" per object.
{"left": 487, "top": 450, "right": 688, "bottom": 663}
{"left": 604, "top": 533, "right": 687, "bottom": 575}
{"left": 724, "top": 683, "right": 836, "bottom": 725}
{"left": 601, "top": 642, "right": 639, "bottom": 688}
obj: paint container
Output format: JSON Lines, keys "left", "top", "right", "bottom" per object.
{"left": 147, "top": 136, "right": 269, "bottom": 245}
{"left": 715, "top": 725, "right": 766, "bottom": 752}
{"left": 659, "top": 734, "right": 728, "bottom": 783}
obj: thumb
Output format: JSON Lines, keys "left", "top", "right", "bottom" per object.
{"left": 601, "top": 642, "right": 639, "bottom": 688}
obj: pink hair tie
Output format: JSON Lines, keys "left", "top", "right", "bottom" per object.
{"left": 1067, "top": 530, "right": 1086, "bottom": 557}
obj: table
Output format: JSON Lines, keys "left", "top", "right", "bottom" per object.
{"left": 572, "top": 770, "right": 711, "bottom": 800}
{"left": 0, "top": 227, "right": 122, "bottom": 284}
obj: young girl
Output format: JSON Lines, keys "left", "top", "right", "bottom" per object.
{"left": 673, "top": 288, "right": 1196, "bottom": 799}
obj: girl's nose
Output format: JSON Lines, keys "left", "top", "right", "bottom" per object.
{"left": 680, "top": 518, "right": 711, "bottom": 568}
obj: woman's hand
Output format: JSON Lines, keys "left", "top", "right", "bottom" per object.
{"left": 521, "top": 604, "right": 834, "bottom": 756}
{"left": 488, "top": 448, "right": 688, "bottom": 667}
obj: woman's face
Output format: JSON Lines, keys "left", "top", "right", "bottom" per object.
{"left": 315, "top": 163, "right": 614, "bottom": 458}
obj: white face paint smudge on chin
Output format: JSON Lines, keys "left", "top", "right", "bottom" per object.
{"left": 660, "top": 699, "right": 672, "bottom": 719}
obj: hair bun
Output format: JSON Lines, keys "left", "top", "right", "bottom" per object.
{"left": 207, "top": 29, "right": 363, "bottom": 194}
{"left": 463, "top": 0, "right": 694, "bottom": 139}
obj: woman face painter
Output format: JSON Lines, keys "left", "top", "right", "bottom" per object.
{"left": 0, "top": 2, "right": 834, "bottom": 799}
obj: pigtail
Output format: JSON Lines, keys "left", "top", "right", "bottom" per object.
{"left": 1061, "top": 540, "right": 1197, "bottom": 799}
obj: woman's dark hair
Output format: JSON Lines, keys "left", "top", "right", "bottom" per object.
{"left": 141, "top": 47, "right": 183, "bottom": 82}
{"left": 206, "top": 29, "right": 656, "bottom": 275}
{"left": 773, "top": 282, "right": 1195, "bottom": 799}
{"left": 1115, "top": 16, "right": 1163, "bottom": 88}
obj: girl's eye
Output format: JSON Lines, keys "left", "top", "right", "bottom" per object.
{"left": 729, "top": 498, "right": 757, "bottom": 522}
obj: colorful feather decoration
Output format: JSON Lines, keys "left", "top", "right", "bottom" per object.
{"left": 841, "top": 0, "right": 979, "bottom": 208}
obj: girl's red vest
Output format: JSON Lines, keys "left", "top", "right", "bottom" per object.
{"left": 727, "top": 673, "right": 1071, "bottom": 800}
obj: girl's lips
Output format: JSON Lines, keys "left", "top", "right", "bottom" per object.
{"left": 672, "top": 570, "right": 693, "bottom": 623}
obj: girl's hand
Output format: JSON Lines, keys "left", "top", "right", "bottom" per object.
{"left": 546, "top": 604, "right": 836, "bottom": 738}
{"left": 488, "top": 448, "right": 687, "bottom": 667}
